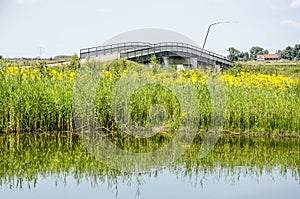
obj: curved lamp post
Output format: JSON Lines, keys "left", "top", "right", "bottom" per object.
{"left": 202, "top": 21, "right": 237, "bottom": 49}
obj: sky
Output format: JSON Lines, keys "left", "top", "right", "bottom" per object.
{"left": 0, "top": 0, "right": 299, "bottom": 58}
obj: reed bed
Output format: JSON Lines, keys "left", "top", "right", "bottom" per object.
{"left": 0, "top": 66, "right": 75, "bottom": 132}
{"left": 0, "top": 60, "right": 299, "bottom": 136}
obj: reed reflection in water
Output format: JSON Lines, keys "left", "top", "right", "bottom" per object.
{"left": 0, "top": 133, "right": 299, "bottom": 198}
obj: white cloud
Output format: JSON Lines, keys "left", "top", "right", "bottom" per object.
{"left": 291, "top": 0, "right": 300, "bottom": 8}
{"left": 280, "top": 20, "right": 300, "bottom": 29}
{"left": 15, "top": 0, "right": 39, "bottom": 5}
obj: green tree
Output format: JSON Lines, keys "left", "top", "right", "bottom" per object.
{"left": 249, "top": 46, "right": 269, "bottom": 60}
{"left": 294, "top": 44, "right": 300, "bottom": 60}
{"left": 294, "top": 44, "right": 300, "bottom": 51}
{"left": 238, "top": 52, "right": 250, "bottom": 61}
{"left": 227, "top": 47, "right": 241, "bottom": 61}
{"left": 227, "top": 47, "right": 250, "bottom": 61}
{"left": 279, "top": 46, "right": 294, "bottom": 60}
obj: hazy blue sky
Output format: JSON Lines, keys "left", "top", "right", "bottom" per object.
{"left": 0, "top": 0, "right": 299, "bottom": 58}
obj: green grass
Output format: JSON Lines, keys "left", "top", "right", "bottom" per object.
{"left": 225, "top": 61, "right": 300, "bottom": 78}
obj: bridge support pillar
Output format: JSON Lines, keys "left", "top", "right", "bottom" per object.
{"left": 162, "top": 57, "right": 169, "bottom": 68}
{"left": 214, "top": 64, "right": 221, "bottom": 72}
{"left": 190, "top": 57, "right": 198, "bottom": 69}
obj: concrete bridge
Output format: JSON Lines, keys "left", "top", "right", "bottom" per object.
{"left": 80, "top": 42, "right": 233, "bottom": 69}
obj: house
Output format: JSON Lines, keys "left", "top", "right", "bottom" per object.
{"left": 256, "top": 54, "right": 279, "bottom": 61}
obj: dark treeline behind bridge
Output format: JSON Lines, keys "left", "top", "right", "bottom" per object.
{"left": 227, "top": 44, "right": 300, "bottom": 61}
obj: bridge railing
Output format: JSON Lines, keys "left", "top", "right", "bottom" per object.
{"left": 119, "top": 42, "right": 232, "bottom": 65}
{"left": 80, "top": 42, "right": 233, "bottom": 66}
{"left": 80, "top": 42, "right": 152, "bottom": 59}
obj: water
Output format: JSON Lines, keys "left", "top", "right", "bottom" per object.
{"left": 1, "top": 168, "right": 299, "bottom": 199}
{"left": 0, "top": 133, "right": 299, "bottom": 199}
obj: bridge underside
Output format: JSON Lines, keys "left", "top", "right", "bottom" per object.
{"left": 127, "top": 51, "right": 229, "bottom": 70}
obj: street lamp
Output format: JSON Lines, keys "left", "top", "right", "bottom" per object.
{"left": 202, "top": 21, "right": 237, "bottom": 49}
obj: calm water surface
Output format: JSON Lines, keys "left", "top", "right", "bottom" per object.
{"left": 0, "top": 133, "right": 299, "bottom": 199}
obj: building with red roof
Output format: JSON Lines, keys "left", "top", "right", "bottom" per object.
{"left": 256, "top": 54, "right": 279, "bottom": 61}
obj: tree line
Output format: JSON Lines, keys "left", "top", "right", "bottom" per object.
{"left": 227, "top": 44, "right": 300, "bottom": 61}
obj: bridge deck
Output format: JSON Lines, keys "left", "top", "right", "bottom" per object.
{"left": 80, "top": 42, "right": 233, "bottom": 68}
